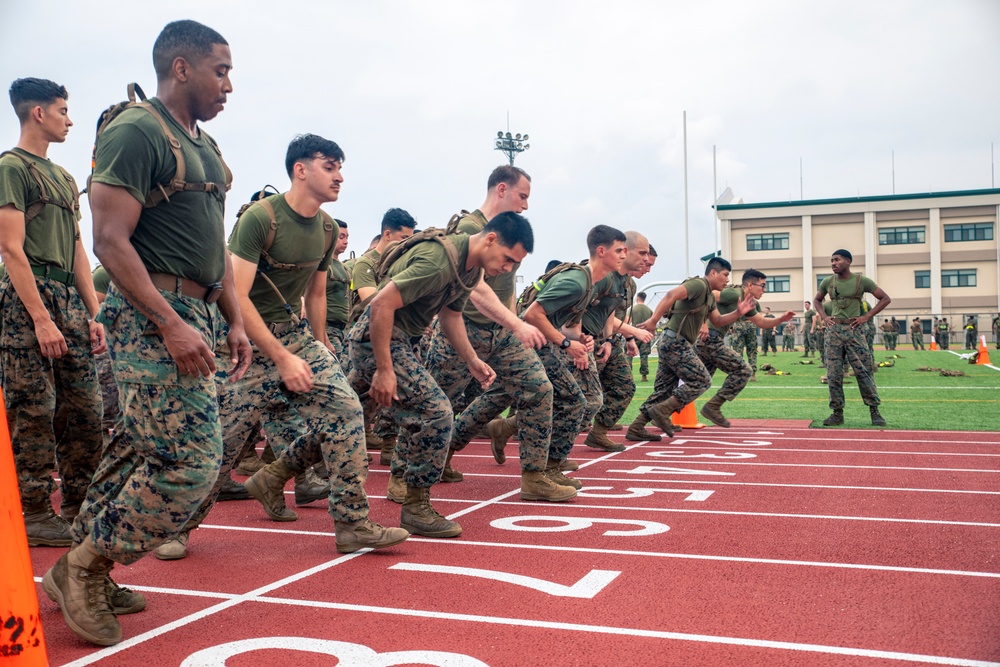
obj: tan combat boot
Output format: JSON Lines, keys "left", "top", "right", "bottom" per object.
{"left": 440, "top": 448, "right": 463, "bottom": 482}
{"left": 107, "top": 577, "right": 146, "bottom": 614}
{"left": 700, "top": 394, "right": 730, "bottom": 428}
{"left": 335, "top": 519, "right": 409, "bottom": 553}
{"left": 24, "top": 504, "right": 72, "bottom": 547}
{"left": 487, "top": 415, "right": 517, "bottom": 464}
{"left": 400, "top": 485, "right": 462, "bottom": 538}
{"left": 294, "top": 467, "right": 330, "bottom": 505}
{"left": 386, "top": 474, "right": 406, "bottom": 503}
{"left": 544, "top": 459, "right": 582, "bottom": 490}
{"left": 42, "top": 540, "right": 122, "bottom": 646}
{"left": 584, "top": 423, "right": 626, "bottom": 452}
{"left": 154, "top": 530, "right": 190, "bottom": 561}
{"left": 559, "top": 459, "right": 580, "bottom": 471}
{"left": 244, "top": 459, "right": 298, "bottom": 521}
{"left": 520, "top": 470, "right": 577, "bottom": 502}
{"left": 625, "top": 412, "right": 662, "bottom": 442}
{"left": 646, "top": 397, "right": 679, "bottom": 437}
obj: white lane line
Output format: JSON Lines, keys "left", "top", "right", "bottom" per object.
{"left": 611, "top": 461, "right": 1000, "bottom": 473}
{"left": 250, "top": 596, "right": 1000, "bottom": 667}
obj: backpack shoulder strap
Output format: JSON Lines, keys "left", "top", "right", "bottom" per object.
{"left": 0, "top": 150, "right": 79, "bottom": 224}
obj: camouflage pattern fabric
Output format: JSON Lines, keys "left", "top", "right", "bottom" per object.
{"left": 697, "top": 333, "right": 753, "bottom": 401}
{"left": 593, "top": 336, "right": 634, "bottom": 428}
{"left": 348, "top": 311, "right": 452, "bottom": 488}
{"left": 1, "top": 275, "right": 102, "bottom": 511}
{"left": 534, "top": 343, "right": 586, "bottom": 462}
{"left": 636, "top": 338, "right": 652, "bottom": 377}
{"left": 782, "top": 331, "right": 795, "bottom": 351}
{"left": 911, "top": 330, "right": 925, "bottom": 350}
{"left": 95, "top": 350, "right": 120, "bottom": 439}
{"left": 70, "top": 285, "right": 223, "bottom": 564}
{"left": 760, "top": 328, "right": 777, "bottom": 353}
{"left": 815, "top": 327, "right": 827, "bottom": 364}
{"left": 730, "top": 318, "right": 758, "bottom": 371}
{"left": 327, "top": 323, "right": 346, "bottom": 365}
{"left": 426, "top": 318, "right": 552, "bottom": 472}
{"left": 824, "top": 323, "right": 880, "bottom": 410}
{"left": 803, "top": 330, "right": 815, "bottom": 355}
{"left": 570, "top": 347, "right": 604, "bottom": 428}
{"left": 640, "top": 334, "right": 712, "bottom": 415}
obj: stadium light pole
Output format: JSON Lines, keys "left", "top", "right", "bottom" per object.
{"left": 495, "top": 130, "right": 530, "bottom": 165}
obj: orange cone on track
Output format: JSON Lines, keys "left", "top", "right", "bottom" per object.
{"left": 929, "top": 335, "right": 938, "bottom": 351}
{"left": 672, "top": 401, "right": 705, "bottom": 429}
{"left": 976, "top": 335, "right": 991, "bottom": 365}
{"left": 0, "top": 399, "right": 49, "bottom": 665}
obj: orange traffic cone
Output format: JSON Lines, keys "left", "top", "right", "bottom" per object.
{"left": 672, "top": 401, "right": 705, "bottom": 429}
{"left": 0, "top": 400, "right": 49, "bottom": 664}
{"left": 929, "top": 335, "right": 938, "bottom": 351}
{"left": 976, "top": 335, "right": 991, "bottom": 365}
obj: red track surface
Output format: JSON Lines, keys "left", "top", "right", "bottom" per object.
{"left": 28, "top": 420, "right": 1000, "bottom": 666}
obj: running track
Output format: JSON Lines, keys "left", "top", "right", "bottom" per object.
{"left": 27, "top": 420, "right": 1000, "bottom": 666}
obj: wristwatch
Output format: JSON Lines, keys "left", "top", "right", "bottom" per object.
{"left": 560, "top": 337, "right": 572, "bottom": 350}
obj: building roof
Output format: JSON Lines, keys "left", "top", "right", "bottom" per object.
{"left": 716, "top": 188, "right": 1000, "bottom": 211}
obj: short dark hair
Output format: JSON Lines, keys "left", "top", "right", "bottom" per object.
{"left": 9, "top": 78, "right": 68, "bottom": 122}
{"left": 334, "top": 219, "right": 347, "bottom": 228}
{"left": 586, "top": 224, "right": 626, "bottom": 256}
{"left": 285, "top": 134, "right": 345, "bottom": 178}
{"left": 545, "top": 259, "right": 562, "bottom": 273}
{"left": 381, "top": 208, "right": 416, "bottom": 234}
{"left": 648, "top": 245, "right": 658, "bottom": 258}
{"left": 637, "top": 291, "right": 647, "bottom": 300}
{"left": 705, "top": 257, "right": 732, "bottom": 275}
{"left": 741, "top": 268, "right": 766, "bottom": 284}
{"left": 487, "top": 165, "right": 530, "bottom": 190}
{"left": 483, "top": 211, "right": 534, "bottom": 253}
{"left": 153, "top": 20, "right": 229, "bottom": 81}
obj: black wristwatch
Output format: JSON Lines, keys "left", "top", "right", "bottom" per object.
{"left": 560, "top": 337, "right": 572, "bottom": 350}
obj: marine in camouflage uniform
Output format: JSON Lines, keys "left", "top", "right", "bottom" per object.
{"left": 91, "top": 266, "right": 119, "bottom": 441}
{"left": 814, "top": 249, "right": 890, "bottom": 427}
{"left": 730, "top": 317, "right": 759, "bottom": 375}
{"left": 324, "top": 219, "right": 351, "bottom": 363}
{"left": 350, "top": 215, "right": 536, "bottom": 536}
{"left": 630, "top": 293, "right": 654, "bottom": 380}
{"left": 629, "top": 258, "right": 754, "bottom": 441}
{"left": 909, "top": 318, "right": 925, "bottom": 350}
{"left": 424, "top": 184, "right": 564, "bottom": 500}
{"left": 802, "top": 303, "right": 817, "bottom": 356}
{"left": 782, "top": 320, "right": 796, "bottom": 351}
{"left": 698, "top": 270, "right": 794, "bottom": 428}
{"left": 759, "top": 311, "right": 777, "bottom": 354}
{"left": 0, "top": 78, "right": 104, "bottom": 548}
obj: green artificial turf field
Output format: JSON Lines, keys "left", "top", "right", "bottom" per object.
{"left": 625, "top": 346, "right": 1000, "bottom": 431}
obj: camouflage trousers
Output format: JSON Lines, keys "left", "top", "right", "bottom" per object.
{"left": 782, "top": 333, "right": 795, "bottom": 351}
{"left": 535, "top": 342, "right": 586, "bottom": 462}
{"left": 815, "top": 329, "right": 827, "bottom": 363}
{"left": 760, "top": 329, "right": 776, "bottom": 353}
{"left": 641, "top": 333, "right": 712, "bottom": 415}
{"left": 348, "top": 312, "right": 451, "bottom": 488}
{"left": 184, "top": 321, "right": 370, "bottom": 530}
{"left": 730, "top": 319, "right": 758, "bottom": 371}
{"left": 937, "top": 332, "right": 950, "bottom": 350}
{"left": 1, "top": 276, "right": 102, "bottom": 511}
{"left": 803, "top": 330, "right": 815, "bottom": 354}
{"left": 636, "top": 339, "right": 652, "bottom": 377}
{"left": 327, "top": 321, "right": 347, "bottom": 365}
{"left": 570, "top": 347, "right": 604, "bottom": 429}
{"left": 825, "top": 323, "right": 880, "bottom": 410}
{"left": 71, "top": 286, "right": 223, "bottom": 565}
{"left": 697, "top": 333, "right": 753, "bottom": 401}
{"left": 425, "top": 318, "right": 553, "bottom": 472}
{"left": 912, "top": 331, "right": 925, "bottom": 350}
{"left": 95, "top": 350, "right": 120, "bottom": 438}
{"left": 594, "top": 337, "right": 635, "bottom": 428}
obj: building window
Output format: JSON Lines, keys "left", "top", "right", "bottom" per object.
{"left": 746, "top": 233, "right": 789, "bottom": 251}
{"left": 765, "top": 275, "right": 790, "bottom": 293}
{"left": 943, "top": 223, "right": 994, "bottom": 242}
{"left": 941, "top": 269, "right": 977, "bottom": 288}
{"left": 816, "top": 274, "right": 831, "bottom": 289}
{"left": 878, "top": 225, "right": 925, "bottom": 245}
{"left": 914, "top": 270, "right": 930, "bottom": 289}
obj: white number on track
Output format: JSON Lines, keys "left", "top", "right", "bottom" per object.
{"left": 490, "top": 514, "right": 669, "bottom": 535}
{"left": 390, "top": 562, "right": 621, "bottom": 598}
{"left": 182, "top": 638, "right": 489, "bottom": 666}
{"left": 577, "top": 487, "right": 713, "bottom": 501}
{"left": 647, "top": 451, "right": 756, "bottom": 459}
{"left": 608, "top": 466, "right": 735, "bottom": 476}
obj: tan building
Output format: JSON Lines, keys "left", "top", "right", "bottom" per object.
{"left": 716, "top": 189, "right": 1000, "bottom": 340}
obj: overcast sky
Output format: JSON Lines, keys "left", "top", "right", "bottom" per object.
{"left": 2, "top": 0, "right": 998, "bottom": 294}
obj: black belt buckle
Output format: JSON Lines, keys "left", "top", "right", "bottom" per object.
{"left": 205, "top": 283, "right": 223, "bottom": 304}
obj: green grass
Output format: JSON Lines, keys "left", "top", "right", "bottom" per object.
{"left": 623, "top": 347, "right": 1000, "bottom": 431}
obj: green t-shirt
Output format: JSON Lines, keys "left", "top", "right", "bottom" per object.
{"left": 709, "top": 286, "right": 760, "bottom": 335}
{"left": 455, "top": 209, "right": 520, "bottom": 325}
{"left": 667, "top": 277, "right": 716, "bottom": 343}
{"left": 325, "top": 258, "right": 350, "bottom": 324}
{"left": 382, "top": 234, "right": 480, "bottom": 337}
{"left": 817, "top": 274, "right": 878, "bottom": 319}
{"left": 0, "top": 148, "right": 80, "bottom": 271}
{"left": 582, "top": 271, "right": 628, "bottom": 337}
{"left": 804, "top": 308, "right": 816, "bottom": 329}
{"left": 228, "top": 194, "right": 335, "bottom": 324}
{"left": 631, "top": 302, "right": 653, "bottom": 326}
{"left": 92, "top": 265, "right": 111, "bottom": 295}
{"left": 351, "top": 248, "right": 381, "bottom": 294}
{"left": 531, "top": 266, "right": 593, "bottom": 330}
{"left": 91, "top": 97, "right": 228, "bottom": 286}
